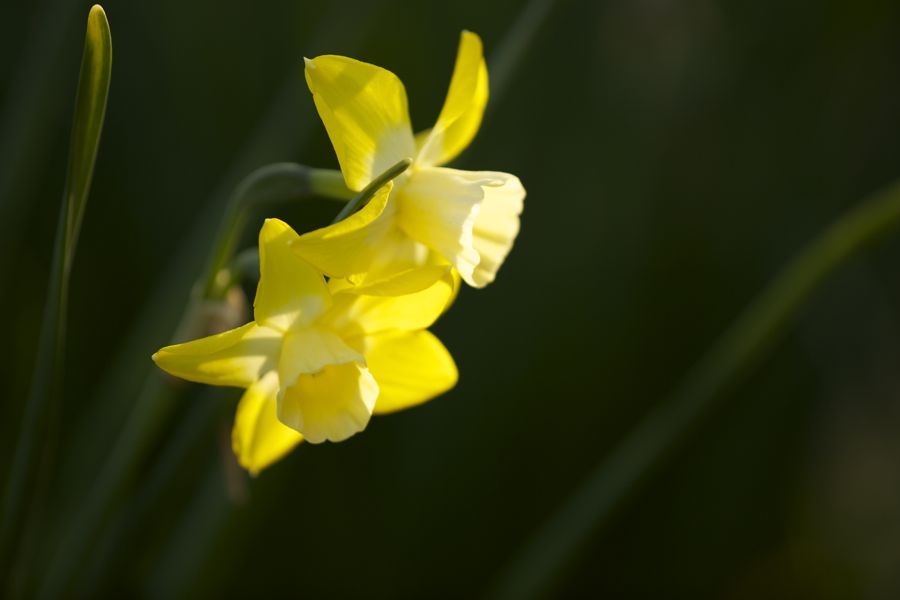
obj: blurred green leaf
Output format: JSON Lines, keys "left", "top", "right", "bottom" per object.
{"left": 64, "top": 5, "right": 113, "bottom": 262}
{"left": 490, "top": 178, "right": 900, "bottom": 600}
{"left": 0, "top": 4, "right": 111, "bottom": 584}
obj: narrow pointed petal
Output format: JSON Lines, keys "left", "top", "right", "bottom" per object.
{"left": 396, "top": 166, "right": 487, "bottom": 285}
{"left": 320, "top": 225, "right": 449, "bottom": 296}
{"left": 342, "top": 227, "right": 446, "bottom": 294}
{"left": 416, "top": 31, "right": 489, "bottom": 167}
{"left": 330, "top": 263, "right": 451, "bottom": 297}
{"left": 323, "top": 272, "right": 456, "bottom": 339}
{"left": 365, "top": 331, "right": 458, "bottom": 415}
{"left": 255, "top": 218, "right": 331, "bottom": 331}
{"left": 469, "top": 172, "right": 526, "bottom": 287}
{"left": 279, "top": 362, "right": 379, "bottom": 444}
{"left": 292, "top": 181, "right": 394, "bottom": 279}
{"left": 305, "top": 55, "right": 416, "bottom": 191}
{"left": 232, "top": 370, "right": 303, "bottom": 474}
{"left": 152, "top": 323, "right": 281, "bottom": 388}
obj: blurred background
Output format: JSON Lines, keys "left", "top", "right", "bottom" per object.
{"left": 3, "top": 0, "right": 900, "bottom": 597}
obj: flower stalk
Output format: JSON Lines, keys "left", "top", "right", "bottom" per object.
{"left": 201, "top": 162, "right": 347, "bottom": 300}
{"left": 38, "top": 161, "right": 340, "bottom": 596}
{"left": 331, "top": 158, "right": 411, "bottom": 224}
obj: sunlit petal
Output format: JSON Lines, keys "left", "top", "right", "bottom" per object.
{"left": 305, "top": 55, "right": 416, "bottom": 191}
{"left": 416, "top": 31, "right": 488, "bottom": 167}
{"left": 292, "top": 181, "right": 394, "bottom": 279}
{"left": 255, "top": 218, "right": 331, "bottom": 331}
{"left": 350, "top": 227, "right": 439, "bottom": 289}
{"left": 232, "top": 370, "right": 303, "bottom": 474}
{"left": 469, "top": 172, "right": 525, "bottom": 287}
{"left": 364, "top": 330, "right": 457, "bottom": 415}
{"left": 396, "top": 166, "right": 486, "bottom": 285}
{"left": 323, "top": 272, "right": 455, "bottom": 339}
{"left": 330, "top": 263, "right": 451, "bottom": 297}
{"left": 152, "top": 322, "right": 281, "bottom": 388}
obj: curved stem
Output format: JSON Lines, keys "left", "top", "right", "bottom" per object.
{"left": 201, "top": 163, "right": 339, "bottom": 299}
{"left": 39, "top": 153, "right": 413, "bottom": 595}
{"left": 38, "top": 162, "right": 323, "bottom": 598}
{"left": 490, "top": 178, "right": 900, "bottom": 600}
{"left": 331, "top": 158, "right": 411, "bottom": 224}
{"left": 309, "top": 168, "right": 355, "bottom": 202}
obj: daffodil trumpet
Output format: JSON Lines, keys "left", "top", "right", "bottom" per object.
{"left": 297, "top": 30, "right": 526, "bottom": 292}
{"left": 154, "top": 218, "right": 458, "bottom": 474}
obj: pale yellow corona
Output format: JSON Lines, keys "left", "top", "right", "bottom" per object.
{"left": 153, "top": 218, "right": 457, "bottom": 473}
{"left": 298, "top": 31, "right": 525, "bottom": 291}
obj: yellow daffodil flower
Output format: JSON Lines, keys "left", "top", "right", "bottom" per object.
{"left": 297, "top": 30, "right": 525, "bottom": 291}
{"left": 152, "top": 217, "right": 458, "bottom": 474}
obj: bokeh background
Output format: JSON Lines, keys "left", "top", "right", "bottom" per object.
{"left": 4, "top": 0, "right": 900, "bottom": 597}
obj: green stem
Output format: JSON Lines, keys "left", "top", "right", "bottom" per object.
{"left": 207, "top": 159, "right": 408, "bottom": 297}
{"left": 331, "top": 158, "right": 411, "bottom": 224}
{"left": 62, "top": 157, "right": 408, "bottom": 594}
{"left": 201, "top": 163, "right": 345, "bottom": 299}
{"left": 309, "top": 168, "right": 355, "bottom": 201}
{"left": 37, "top": 162, "right": 323, "bottom": 598}
{"left": 490, "top": 178, "right": 900, "bottom": 600}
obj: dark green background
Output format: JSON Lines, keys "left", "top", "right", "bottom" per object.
{"left": 3, "top": 0, "right": 900, "bottom": 597}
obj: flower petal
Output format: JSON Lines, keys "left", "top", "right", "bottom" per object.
{"left": 365, "top": 330, "right": 458, "bottom": 415}
{"left": 416, "top": 31, "right": 489, "bottom": 167}
{"left": 279, "top": 362, "right": 379, "bottom": 443}
{"left": 323, "top": 271, "right": 456, "bottom": 339}
{"left": 152, "top": 322, "right": 281, "bottom": 388}
{"left": 343, "top": 226, "right": 447, "bottom": 293}
{"left": 318, "top": 223, "right": 450, "bottom": 296}
{"left": 291, "top": 181, "right": 394, "bottom": 279}
{"left": 305, "top": 55, "right": 416, "bottom": 191}
{"left": 469, "top": 172, "right": 525, "bottom": 287}
{"left": 396, "top": 166, "right": 487, "bottom": 286}
{"left": 232, "top": 370, "right": 303, "bottom": 475}
{"left": 331, "top": 263, "right": 451, "bottom": 297}
{"left": 255, "top": 218, "right": 331, "bottom": 331}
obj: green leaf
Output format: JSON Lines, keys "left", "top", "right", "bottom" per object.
{"left": 64, "top": 5, "right": 113, "bottom": 262}
{"left": 489, "top": 179, "right": 900, "bottom": 600}
{"left": 0, "top": 5, "right": 112, "bottom": 580}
